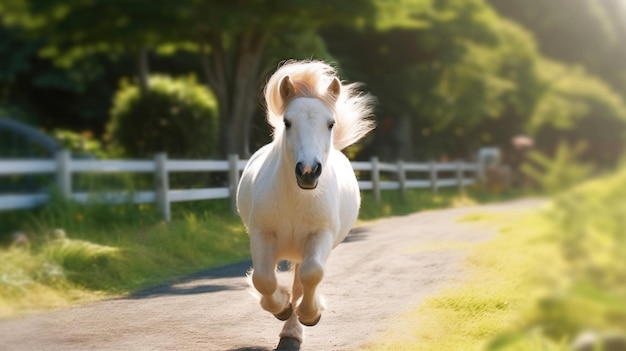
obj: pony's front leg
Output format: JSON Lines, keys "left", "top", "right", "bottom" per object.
{"left": 250, "top": 231, "right": 292, "bottom": 320}
{"left": 277, "top": 264, "right": 304, "bottom": 349}
{"left": 297, "top": 231, "right": 333, "bottom": 326}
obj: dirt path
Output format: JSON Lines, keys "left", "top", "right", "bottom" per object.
{"left": 0, "top": 198, "right": 545, "bottom": 351}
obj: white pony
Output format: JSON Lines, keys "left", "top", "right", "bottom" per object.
{"left": 236, "top": 60, "right": 374, "bottom": 349}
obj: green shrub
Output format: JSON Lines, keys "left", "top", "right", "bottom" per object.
{"left": 107, "top": 75, "right": 218, "bottom": 158}
{"left": 550, "top": 169, "right": 626, "bottom": 290}
{"left": 51, "top": 129, "right": 107, "bottom": 159}
{"left": 520, "top": 141, "right": 594, "bottom": 194}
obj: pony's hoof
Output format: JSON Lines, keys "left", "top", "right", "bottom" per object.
{"left": 275, "top": 336, "right": 301, "bottom": 351}
{"left": 273, "top": 303, "right": 293, "bottom": 321}
{"left": 299, "top": 313, "right": 321, "bottom": 327}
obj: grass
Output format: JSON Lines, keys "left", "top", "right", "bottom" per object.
{"left": 0, "top": 197, "right": 250, "bottom": 318}
{"left": 360, "top": 211, "right": 551, "bottom": 351}
{"left": 360, "top": 169, "right": 626, "bottom": 351}
{"left": 358, "top": 186, "right": 500, "bottom": 221}
{"left": 1, "top": 185, "right": 499, "bottom": 319}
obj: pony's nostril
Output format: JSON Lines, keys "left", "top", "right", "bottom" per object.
{"left": 313, "top": 162, "right": 322, "bottom": 176}
{"left": 295, "top": 162, "right": 304, "bottom": 176}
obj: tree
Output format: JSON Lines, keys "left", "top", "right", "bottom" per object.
{"left": 323, "top": 0, "right": 626, "bottom": 166}
{"left": 487, "top": 0, "right": 626, "bottom": 98}
{"left": 3, "top": 0, "right": 413, "bottom": 157}
{"left": 0, "top": 23, "right": 110, "bottom": 132}
{"left": 323, "top": 0, "right": 543, "bottom": 159}
{"left": 0, "top": 0, "right": 190, "bottom": 95}
{"left": 186, "top": 0, "right": 385, "bottom": 157}
{"left": 529, "top": 59, "right": 626, "bottom": 166}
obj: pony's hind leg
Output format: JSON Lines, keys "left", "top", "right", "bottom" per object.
{"left": 297, "top": 231, "right": 333, "bottom": 326}
{"left": 250, "top": 232, "right": 292, "bottom": 319}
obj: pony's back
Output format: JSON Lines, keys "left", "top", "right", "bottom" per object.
{"left": 264, "top": 60, "right": 375, "bottom": 151}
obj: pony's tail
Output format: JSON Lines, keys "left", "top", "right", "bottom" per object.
{"left": 332, "top": 82, "right": 376, "bottom": 151}
{"left": 245, "top": 268, "right": 262, "bottom": 301}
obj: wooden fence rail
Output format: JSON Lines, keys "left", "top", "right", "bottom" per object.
{"left": 0, "top": 151, "right": 480, "bottom": 220}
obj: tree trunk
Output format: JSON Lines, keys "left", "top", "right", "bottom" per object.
{"left": 200, "top": 29, "right": 267, "bottom": 158}
{"left": 137, "top": 47, "right": 150, "bottom": 96}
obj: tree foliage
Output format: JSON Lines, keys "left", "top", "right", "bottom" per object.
{"left": 324, "top": 0, "right": 542, "bottom": 158}
{"left": 186, "top": 0, "right": 389, "bottom": 156}
{"left": 530, "top": 60, "right": 626, "bottom": 166}
{"left": 323, "top": 0, "right": 626, "bottom": 165}
{"left": 1, "top": 0, "right": 625, "bottom": 167}
{"left": 488, "top": 0, "right": 626, "bottom": 98}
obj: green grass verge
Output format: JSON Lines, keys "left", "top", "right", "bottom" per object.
{"left": 0, "top": 197, "right": 249, "bottom": 318}
{"left": 361, "top": 169, "right": 626, "bottom": 350}
{"left": 0, "top": 186, "right": 506, "bottom": 319}
{"left": 358, "top": 187, "right": 479, "bottom": 220}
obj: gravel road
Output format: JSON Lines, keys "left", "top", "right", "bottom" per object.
{"left": 0, "top": 198, "right": 545, "bottom": 351}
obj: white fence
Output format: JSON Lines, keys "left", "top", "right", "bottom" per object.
{"left": 0, "top": 150, "right": 479, "bottom": 220}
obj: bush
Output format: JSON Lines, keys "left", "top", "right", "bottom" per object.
{"left": 520, "top": 140, "right": 594, "bottom": 194}
{"left": 107, "top": 75, "right": 218, "bottom": 158}
{"left": 51, "top": 129, "right": 107, "bottom": 159}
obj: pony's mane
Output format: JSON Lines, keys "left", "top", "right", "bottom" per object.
{"left": 264, "top": 60, "right": 375, "bottom": 151}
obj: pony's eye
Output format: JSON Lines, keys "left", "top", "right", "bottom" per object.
{"left": 328, "top": 122, "right": 335, "bottom": 130}
{"left": 284, "top": 119, "right": 292, "bottom": 130}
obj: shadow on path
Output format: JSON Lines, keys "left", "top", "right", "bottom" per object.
{"left": 226, "top": 344, "right": 300, "bottom": 351}
{"left": 128, "top": 228, "right": 372, "bottom": 299}
{"left": 127, "top": 260, "right": 253, "bottom": 299}
{"left": 342, "top": 226, "right": 369, "bottom": 244}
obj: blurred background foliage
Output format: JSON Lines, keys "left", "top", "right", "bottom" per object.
{"left": 0, "top": 0, "right": 624, "bottom": 173}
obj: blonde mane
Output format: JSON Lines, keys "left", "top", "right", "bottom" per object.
{"left": 264, "top": 60, "right": 375, "bottom": 151}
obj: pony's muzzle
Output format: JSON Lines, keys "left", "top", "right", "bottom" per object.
{"left": 295, "top": 161, "right": 322, "bottom": 189}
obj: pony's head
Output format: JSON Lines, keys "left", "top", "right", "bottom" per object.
{"left": 264, "top": 60, "right": 375, "bottom": 190}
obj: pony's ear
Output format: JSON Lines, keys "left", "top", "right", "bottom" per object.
{"left": 279, "top": 75, "right": 296, "bottom": 101}
{"left": 327, "top": 77, "right": 341, "bottom": 102}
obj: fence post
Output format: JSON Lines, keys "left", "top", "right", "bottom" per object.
{"left": 397, "top": 159, "right": 406, "bottom": 198}
{"left": 429, "top": 160, "right": 438, "bottom": 194}
{"left": 228, "top": 154, "right": 240, "bottom": 213}
{"left": 371, "top": 156, "right": 380, "bottom": 204}
{"left": 154, "top": 152, "right": 170, "bottom": 222}
{"left": 55, "top": 149, "right": 71, "bottom": 199}
{"left": 456, "top": 160, "right": 464, "bottom": 193}
{"left": 477, "top": 159, "right": 486, "bottom": 190}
